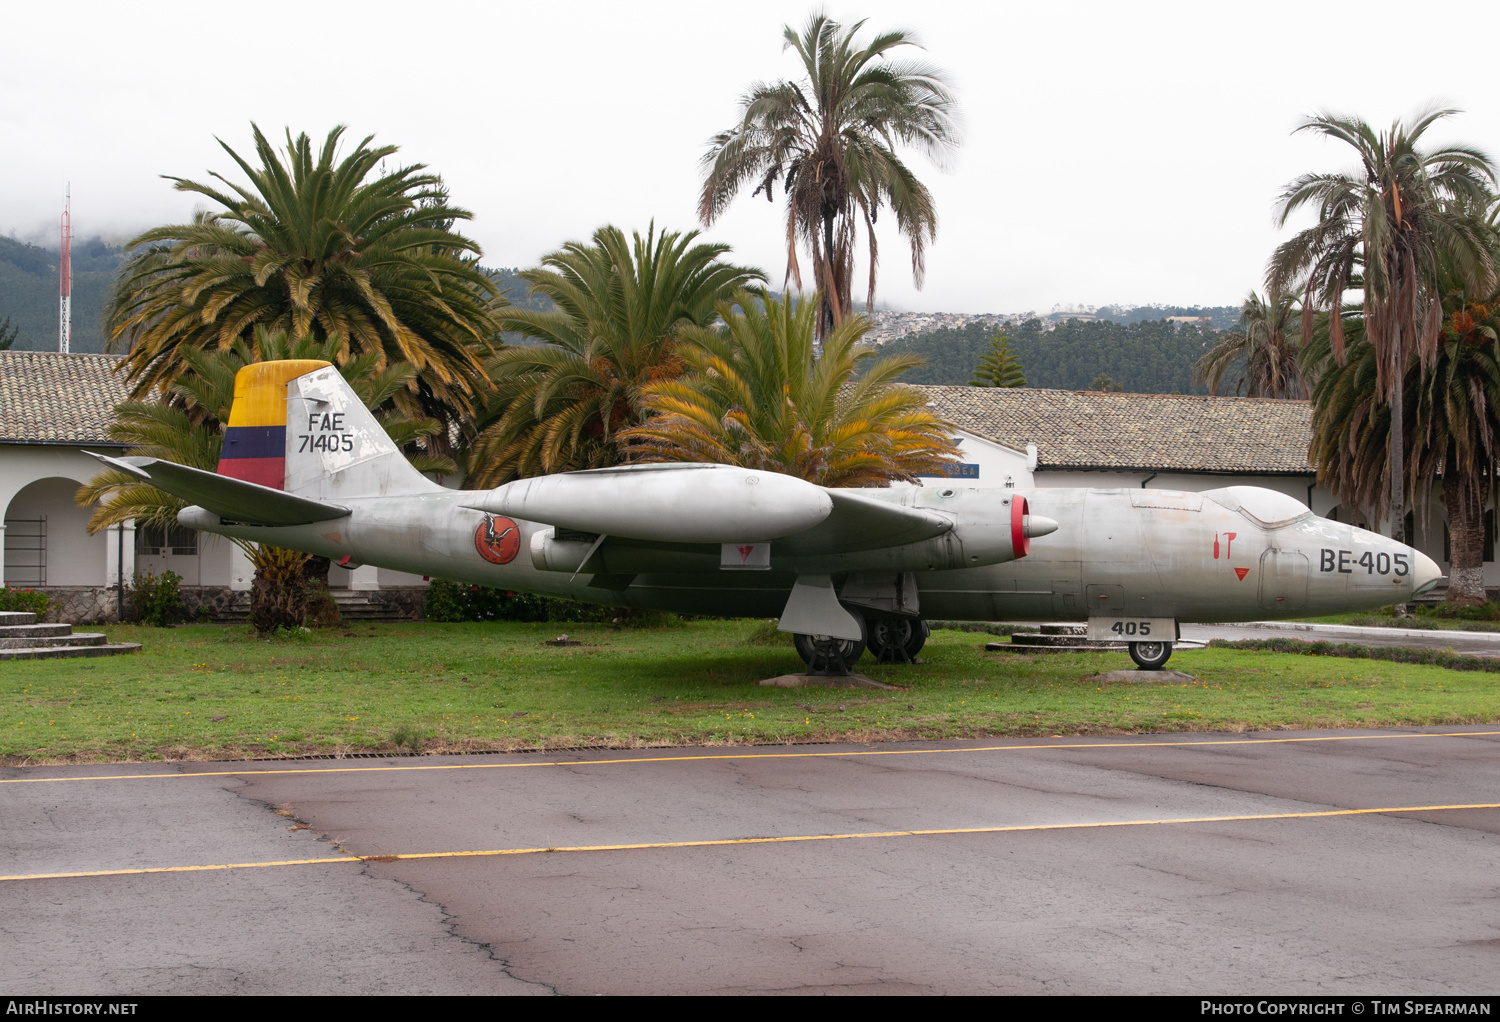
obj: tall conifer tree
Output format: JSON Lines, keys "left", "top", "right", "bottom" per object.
{"left": 969, "top": 328, "right": 1026, "bottom": 387}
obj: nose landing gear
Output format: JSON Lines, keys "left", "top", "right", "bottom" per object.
{"left": 1128, "top": 640, "right": 1173, "bottom": 670}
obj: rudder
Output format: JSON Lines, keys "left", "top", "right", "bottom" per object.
{"left": 217, "top": 360, "right": 331, "bottom": 488}
{"left": 219, "top": 360, "right": 441, "bottom": 501}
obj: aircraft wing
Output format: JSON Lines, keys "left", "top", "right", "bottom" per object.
{"left": 464, "top": 462, "right": 951, "bottom": 553}
{"left": 776, "top": 489, "right": 952, "bottom": 554}
{"left": 86, "top": 452, "right": 350, "bottom": 527}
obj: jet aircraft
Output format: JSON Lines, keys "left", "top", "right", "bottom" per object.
{"left": 92, "top": 360, "right": 1444, "bottom": 671}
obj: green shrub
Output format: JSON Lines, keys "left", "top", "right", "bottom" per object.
{"left": 304, "top": 583, "right": 343, "bottom": 628}
{"left": 424, "top": 579, "right": 616, "bottom": 624}
{"left": 0, "top": 587, "right": 49, "bottom": 618}
{"left": 1207, "top": 637, "right": 1500, "bottom": 672}
{"left": 129, "top": 571, "right": 184, "bottom": 626}
{"left": 743, "top": 619, "right": 793, "bottom": 646}
{"left": 1419, "top": 601, "right": 1500, "bottom": 622}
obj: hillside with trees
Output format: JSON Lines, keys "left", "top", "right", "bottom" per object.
{"left": 1091, "top": 304, "right": 1240, "bottom": 330}
{"left": 880, "top": 317, "right": 1225, "bottom": 394}
{"left": 0, "top": 235, "right": 125, "bottom": 352}
{"left": 0, "top": 231, "right": 544, "bottom": 353}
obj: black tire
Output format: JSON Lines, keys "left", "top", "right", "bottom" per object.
{"left": 867, "top": 617, "right": 929, "bottom": 663}
{"left": 793, "top": 629, "right": 867, "bottom": 672}
{"left": 1129, "top": 640, "right": 1172, "bottom": 670}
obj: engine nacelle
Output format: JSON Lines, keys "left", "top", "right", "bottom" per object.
{"left": 530, "top": 528, "right": 600, "bottom": 573}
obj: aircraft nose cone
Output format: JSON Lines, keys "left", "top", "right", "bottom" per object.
{"left": 1412, "top": 550, "right": 1443, "bottom": 596}
{"left": 1023, "top": 514, "right": 1058, "bottom": 538}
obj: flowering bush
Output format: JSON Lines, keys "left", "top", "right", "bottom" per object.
{"left": 129, "top": 571, "right": 184, "bottom": 627}
{"left": 0, "top": 586, "right": 49, "bottom": 618}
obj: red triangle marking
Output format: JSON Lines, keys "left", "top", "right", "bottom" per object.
{"left": 738, "top": 545, "right": 755, "bottom": 562}
{"left": 1234, "top": 567, "right": 1249, "bottom": 581}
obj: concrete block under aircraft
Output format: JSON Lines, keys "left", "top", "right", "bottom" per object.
{"left": 90, "top": 360, "right": 1441, "bottom": 672}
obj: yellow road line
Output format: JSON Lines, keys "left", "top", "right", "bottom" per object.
{"left": 4, "top": 729, "right": 1499, "bottom": 786}
{"left": 5, "top": 801, "right": 1496, "bottom": 883}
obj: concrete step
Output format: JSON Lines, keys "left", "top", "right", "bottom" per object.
{"left": 1010, "top": 633, "right": 1101, "bottom": 647}
{"left": 0, "top": 643, "right": 142, "bottom": 661}
{"left": 0, "top": 623, "right": 72, "bottom": 639}
{"left": 0, "top": 611, "right": 38, "bottom": 626}
{"left": 988, "top": 640, "right": 1206, "bottom": 654}
{"left": 0, "top": 632, "right": 106, "bottom": 650}
{"left": 991, "top": 641, "right": 1129, "bottom": 653}
{"left": 1039, "top": 623, "right": 1087, "bottom": 636}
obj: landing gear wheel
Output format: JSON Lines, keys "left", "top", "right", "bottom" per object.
{"left": 794, "top": 629, "right": 867, "bottom": 675}
{"left": 1129, "top": 640, "right": 1173, "bottom": 670}
{"left": 867, "top": 617, "right": 930, "bottom": 663}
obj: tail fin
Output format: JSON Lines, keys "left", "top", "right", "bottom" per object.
{"left": 219, "top": 360, "right": 441, "bottom": 501}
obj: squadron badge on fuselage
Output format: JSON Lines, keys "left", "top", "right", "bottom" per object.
{"left": 475, "top": 514, "right": 520, "bottom": 565}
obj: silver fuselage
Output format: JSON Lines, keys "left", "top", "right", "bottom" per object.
{"left": 185, "top": 484, "right": 1438, "bottom": 624}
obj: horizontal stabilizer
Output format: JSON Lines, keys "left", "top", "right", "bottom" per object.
{"left": 86, "top": 452, "right": 349, "bottom": 527}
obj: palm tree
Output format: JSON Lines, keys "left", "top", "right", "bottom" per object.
{"left": 1267, "top": 108, "right": 1497, "bottom": 546}
{"left": 106, "top": 124, "right": 502, "bottom": 429}
{"left": 698, "top": 13, "right": 958, "bottom": 337}
{"left": 1306, "top": 293, "right": 1500, "bottom": 606}
{"left": 464, "top": 225, "right": 764, "bottom": 488}
{"left": 1193, "top": 288, "right": 1306, "bottom": 397}
{"left": 969, "top": 328, "right": 1026, "bottom": 388}
{"left": 617, "top": 288, "right": 958, "bottom": 486}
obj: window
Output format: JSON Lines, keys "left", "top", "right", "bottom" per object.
{"left": 136, "top": 525, "right": 197, "bottom": 557}
{"left": 1203, "top": 486, "right": 1311, "bottom": 527}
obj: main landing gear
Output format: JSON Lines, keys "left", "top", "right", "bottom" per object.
{"left": 1128, "top": 640, "right": 1173, "bottom": 670}
{"left": 793, "top": 615, "right": 928, "bottom": 673}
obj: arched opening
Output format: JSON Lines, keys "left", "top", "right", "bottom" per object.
{"left": 3, "top": 477, "right": 107, "bottom": 586}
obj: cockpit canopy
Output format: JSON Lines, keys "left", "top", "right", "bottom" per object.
{"left": 1200, "top": 486, "right": 1312, "bottom": 528}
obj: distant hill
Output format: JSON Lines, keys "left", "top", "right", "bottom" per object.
{"left": 0, "top": 235, "right": 125, "bottom": 352}
{"left": 0, "top": 241, "right": 551, "bottom": 353}
{"left": 880, "top": 317, "right": 1226, "bottom": 395}
{"left": 1089, "top": 304, "right": 1241, "bottom": 331}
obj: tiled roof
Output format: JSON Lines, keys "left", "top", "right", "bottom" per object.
{"left": 919, "top": 385, "right": 1315, "bottom": 474}
{"left": 0, "top": 351, "right": 131, "bottom": 445}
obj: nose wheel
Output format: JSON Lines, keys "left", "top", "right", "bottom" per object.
{"left": 1129, "top": 640, "right": 1173, "bottom": 670}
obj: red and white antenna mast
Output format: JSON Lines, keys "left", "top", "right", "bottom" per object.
{"left": 59, "top": 185, "right": 72, "bottom": 354}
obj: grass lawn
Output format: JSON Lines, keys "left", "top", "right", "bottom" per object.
{"left": 3, "top": 619, "right": 1498, "bottom": 764}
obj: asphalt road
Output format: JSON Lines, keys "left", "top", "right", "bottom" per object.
{"left": 4, "top": 726, "right": 1499, "bottom": 994}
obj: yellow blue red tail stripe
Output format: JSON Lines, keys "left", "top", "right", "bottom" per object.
{"left": 217, "top": 360, "right": 331, "bottom": 489}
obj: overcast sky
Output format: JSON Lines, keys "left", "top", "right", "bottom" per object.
{"left": 3, "top": 0, "right": 1497, "bottom": 314}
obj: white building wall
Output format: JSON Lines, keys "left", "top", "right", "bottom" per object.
{"left": 907, "top": 431, "right": 1035, "bottom": 491}
{"left": 0, "top": 446, "right": 126, "bottom": 587}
